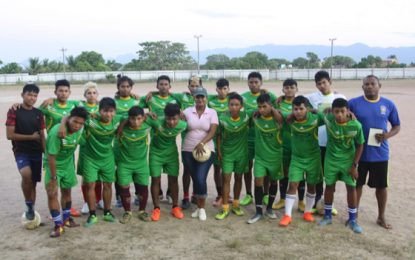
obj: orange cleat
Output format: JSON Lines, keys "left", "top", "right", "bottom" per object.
{"left": 279, "top": 214, "right": 292, "bottom": 227}
{"left": 171, "top": 207, "right": 184, "bottom": 219}
{"left": 151, "top": 208, "right": 161, "bottom": 221}
{"left": 303, "top": 212, "right": 315, "bottom": 222}
{"left": 70, "top": 207, "right": 81, "bottom": 217}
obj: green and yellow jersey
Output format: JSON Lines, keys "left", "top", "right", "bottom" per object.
{"left": 40, "top": 99, "right": 80, "bottom": 132}
{"left": 139, "top": 94, "right": 178, "bottom": 119}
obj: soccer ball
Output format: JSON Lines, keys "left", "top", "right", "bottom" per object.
{"left": 192, "top": 144, "right": 211, "bottom": 162}
{"left": 21, "top": 211, "right": 41, "bottom": 230}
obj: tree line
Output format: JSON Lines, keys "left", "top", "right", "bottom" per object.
{"left": 0, "top": 41, "right": 411, "bottom": 74}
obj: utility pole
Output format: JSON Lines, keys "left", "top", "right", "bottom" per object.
{"left": 329, "top": 38, "right": 336, "bottom": 77}
{"left": 60, "top": 47, "right": 67, "bottom": 78}
{"left": 194, "top": 35, "right": 202, "bottom": 75}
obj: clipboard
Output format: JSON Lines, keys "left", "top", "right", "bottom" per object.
{"left": 368, "top": 128, "right": 383, "bottom": 147}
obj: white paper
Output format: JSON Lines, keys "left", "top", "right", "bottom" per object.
{"left": 368, "top": 128, "right": 383, "bottom": 147}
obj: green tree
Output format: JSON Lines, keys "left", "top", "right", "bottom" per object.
{"left": 66, "top": 55, "right": 77, "bottom": 71}
{"left": 292, "top": 57, "right": 308, "bottom": 68}
{"left": 240, "top": 51, "right": 269, "bottom": 69}
{"left": 356, "top": 55, "right": 382, "bottom": 68}
{"left": 322, "top": 55, "right": 356, "bottom": 68}
{"left": 268, "top": 58, "right": 291, "bottom": 69}
{"left": 201, "top": 54, "right": 230, "bottom": 69}
{"left": 27, "top": 57, "right": 42, "bottom": 75}
{"left": 106, "top": 60, "right": 123, "bottom": 71}
{"left": 74, "top": 51, "right": 110, "bottom": 71}
{"left": 0, "top": 62, "right": 24, "bottom": 74}
{"left": 306, "top": 52, "right": 320, "bottom": 68}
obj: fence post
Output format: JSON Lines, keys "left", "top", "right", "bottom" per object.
{"left": 403, "top": 67, "right": 405, "bottom": 79}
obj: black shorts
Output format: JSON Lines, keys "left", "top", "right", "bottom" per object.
{"left": 357, "top": 161, "right": 388, "bottom": 188}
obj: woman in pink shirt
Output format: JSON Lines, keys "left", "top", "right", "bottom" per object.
{"left": 182, "top": 87, "right": 218, "bottom": 221}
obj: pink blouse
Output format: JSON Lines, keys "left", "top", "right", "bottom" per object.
{"left": 182, "top": 106, "right": 218, "bottom": 152}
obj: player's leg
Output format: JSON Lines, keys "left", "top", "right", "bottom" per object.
{"left": 215, "top": 173, "right": 231, "bottom": 220}
{"left": 369, "top": 161, "right": 391, "bottom": 229}
{"left": 241, "top": 159, "right": 254, "bottom": 206}
{"left": 168, "top": 175, "right": 183, "bottom": 219}
{"left": 303, "top": 182, "right": 316, "bottom": 222}
{"left": 19, "top": 165, "right": 35, "bottom": 220}
{"left": 44, "top": 169, "right": 64, "bottom": 237}
{"left": 356, "top": 162, "right": 369, "bottom": 217}
{"left": 232, "top": 173, "right": 244, "bottom": 216}
{"left": 134, "top": 166, "right": 151, "bottom": 222}
{"left": 181, "top": 163, "right": 192, "bottom": 208}
{"left": 263, "top": 176, "right": 270, "bottom": 205}
{"left": 247, "top": 160, "right": 265, "bottom": 224}
{"left": 150, "top": 176, "right": 161, "bottom": 221}
{"left": 344, "top": 184, "right": 362, "bottom": 233}
{"left": 213, "top": 163, "right": 223, "bottom": 206}
{"left": 60, "top": 187, "right": 80, "bottom": 227}
{"left": 319, "top": 184, "right": 335, "bottom": 226}
{"left": 119, "top": 184, "right": 132, "bottom": 224}
{"left": 297, "top": 181, "right": 305, "bottom": 212}
{"left": 95, "top": 180, "right": 103, "bottom": 207}
{"left": 193, "top": 153, "right": 214, "bottom": 221}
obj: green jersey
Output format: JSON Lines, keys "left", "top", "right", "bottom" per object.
{"left": 80, "top": 101, "right": 98, "bottom": 115}
{"left": 118, "top": 123, "right": 152, "bottom": 164}
{"left": 83, "top": 115, "right": 123, "bottom": 160}
{"left": 324, "top": 114, "right": 365, "bottom": 162}
{"left": 277, "top": 99, "right": 293, "bottom": 151}
{"left": 290, "top": 112, "right": 324, "bottom": 161}
{"left": 115, "top": 97, "right": 140, "bottom": 117}
{"left": 218, "top": 111, "right": 250, "bottom": 159}
{"left": 171, "top": 92, "right": 194, "bottom": 110}
{"left": 139, "top": 94, "right": 178, "bottom": 119}
{"left": 45, "top": 124, "right": 84, "bottom": 169}
{"left": 208, "top": 95, "right": 229, "bottom": 117}
{"left": 40, "top": 99, "right": 80, "bottom": 132}
{"left": 147, "top": 118, "right": 187, "bottom": 160}
{"left": 253, "top": 115, "right": 283, "bottom": 162}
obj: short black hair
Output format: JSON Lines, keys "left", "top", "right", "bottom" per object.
{"left": 128, "top": 106, "right": 144, "bottom": 117}
{"left": 364, "top": 74, "right": 380, "bottom": 84}
{"left": 117, "top": 74, "right": 134, "bottom": 88}
{"left": 257, "top": 93, "right": 271, "bottom": 104}
{"left": 99, "top": 97, "right": 116, "bottom": 111}
{"left": 314, "top": 70, "right": 330, "bottom": 83}
{"left": 157, "top": 75, "right": 171, "bottom": 84}
{"left": 283, "top": 78, "right": 298, "bottom": 87}
{"left": 164, "top": 103, "right": 181, "bottom": 117}
{"left": 69, "top": 106, "right": 88, "bottom": 120}
{"left": 55, "top": 79, "right": 70, "bottom": 90}
{"left": 216, "top": 78, "right": 229, "bottom": 89}
{"left": 332, "top": 98, "right": 349, "bottom": 109}
{"left": 228, "top": 92, "right": 243, "bottom": 105}
{"left": 22, "top": 83, "right": 40, "bottom": 94}
{"left": 248, "top": 71, "right": 262, "bottom": 81}
{"left": 292, "top": 95, "right": 310, "bottom": 107}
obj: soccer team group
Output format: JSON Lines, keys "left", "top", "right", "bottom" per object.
{"left": 6, "top": 70, "right": 400, "bottom": 238}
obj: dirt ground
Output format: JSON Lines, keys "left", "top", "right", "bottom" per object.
{"left": 0, "top": 79, "right": 414, "bottom": 259}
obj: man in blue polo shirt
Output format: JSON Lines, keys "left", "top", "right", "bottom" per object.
{"left": 349, "top": 75, "right": 400, "bottom": 229}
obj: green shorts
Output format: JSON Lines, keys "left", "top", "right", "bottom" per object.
{"left": 289, "top": 156, "right": 322, "bottom": 185}
{"left": 254, "top": 159, "right": 283, "bottom": 181}
{"left": 149, "top": 156, "right": 179, "bottom": 178}
{"left": 117, "top": 162, "right": 150, "bottom": 186}
{"left": 82, "top": 156, "right": 115, "bottom": 183}
{"left": 222, "top": 154, "right": 248, "bottom": 174}
{"left": 324, "top": 158, "right": 356, "bottom": 187}
{"left": 44, "top": 164, "right": 78, "bottom": 189}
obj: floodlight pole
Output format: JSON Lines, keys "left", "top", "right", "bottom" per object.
{"left": 329, "top": 38, "right": 337, "bottom": 77}
{"left": 60, "top": 47, "right": 67, "bottom": 78}
{"left": 194, "top": 35, "right": 202, "bottom": 74}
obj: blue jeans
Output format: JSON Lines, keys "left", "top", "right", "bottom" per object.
{"left": 182, "top": 152, "right": 214, "bottom": 199}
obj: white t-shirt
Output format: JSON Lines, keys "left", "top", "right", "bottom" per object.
{"left": 306, "top": 91, "right": 346, "bottom": 147}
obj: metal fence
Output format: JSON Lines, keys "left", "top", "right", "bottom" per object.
{"left": 1, "top": 68, "right": 415, "bottom": 85}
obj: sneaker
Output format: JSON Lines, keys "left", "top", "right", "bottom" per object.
{"left": 97, "top": 200, "right": 104, "bottom": 210}
{"left": 240, "top": 194, "right": 253, "bottom": 206}
{"left": 171, "top": 207, "right": 184, "bottom": 219}
{"left": 81, "top": 203, "right": 89, "bottom": 214}
{"left": 262, "top": 195, "right": 269, "bottom": 205}
{"left": 167, "top": 194, "right": 173, "bottom": 205}
{"left": 191, "top": 195, "right": 197, "bottom": 204}
{"left": 103, "top": 212, "right": 116, "bottom": 222}
{"left": 84, "top": 215, "right": 98, "bottom": 228}
{"left": 303, "top": 212, "right": 315, "bottom": 222}
{"left": 298, "top": 200, "right": 305, "bottom": 212}
{"left": 49, "top": 225, "right": 64, "bottom": 238}
{"left": 346, "top": 219, "right": 363, "bottom": 234}
{"left": 215, "top": 209, "right": 230, "bottom": 220}
{"left": 231, "top": 206, "right": 245, "bottom": 216}
{"left": 191, "top": 208, "right": 199, "bottom": 218}
{"left": 198, "top": 208, "right": 207, "bottom": 221}
{"left": 115, "top": 199, "right": 123, "bottom": 208}
{"left": 247, "top": 213, "right": 263, "bottom": 224}
{"left": 151, "top": 208, "right": 161, "bottom": 221}
{"left": 265, "top": 208, "right": 277, "bottom": 219}
{"left": 319, "top": 216, "right": 333, "bottom": 226}
{"left": 25, "top": 210, "right": 35, "bottom": 221}
{"left": 70, "top": 207, "right": 81, "bottom": 217}
{"left": 119, "top": 211, "right": 132, "bottom": 224}
{"left": 64, "top": 217, "right": 80, "bottom": 228}
{"left": 272, "top": 199, "right": 285, "bottom": 210}
{"left": 279, "top": 214, "right": 292, "bottom": 227}
{"left": 138, "top": 211, "right": 151, "bottom": 222}
{"left": 212, "top": 196, "right": 222, "bottom": 207}
{"left": 181, "top": 199, "right": 190, "bottom": 210}
{"left": 134, "top": 195, "right": 140, "bottom": 206}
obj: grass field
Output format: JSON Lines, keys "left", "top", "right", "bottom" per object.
{"left": 0, "top": 79, "right": 414, "bottom": 259}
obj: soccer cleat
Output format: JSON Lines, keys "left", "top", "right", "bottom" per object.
{"left": 247, "top": 213, "right": 263, "bottom": 224}
{"left": 171, "top": 207, "right": 184, "bottom": 219}
{"left": 97, "top": 200, "right": 104, "bottom": 210}
{"left": 298, "top": 200, "right": 305, "bottom": 212}
{"left": 198, "top": 208, "right": 207, "bottom": 221}
{"left": 191, "top": 208, "right": 199, "bottom": 218}
{"left": 81, "top": 203, "right": 89, "bottom": 214}
{"left": 240, "top": 194, "right": 253, "bottom": 206}
{"left": 279, "top": 214, "right": 292, "bottom": 227}
{"left": 318, "top": 216, "right": 333, "bottom": 226}
{"left": 119, "top": 211, "right": 132, "bottom": 224}
{"left": 103, "top": 212, "right": 116, "bottom": 222}
{"left": 212, "top": 196, "right": 222, "bottom": 207}
{"left": 215, "top": 209, "right": 230, "bottom": 220}
{"left": 151, "top": 208, "right": 161, "bottom": 221}
{"left": 265, "top": 208, "right": 277, "bottom": 219}
{"left": 181, "top": 199, "right": 190, "bottom": 210}
{"left": 138, "top": 211, "right": 151, "bottom": 222}
{"left": 272, "top": 199, "right": 285, "bottom": 210}
{"left": 346, "top": 220, "right": 363, "bottom": 234}
{"left": 231, "top": 206, "right": 245, "bottom": 216}
{"left": 262, "top": 195, "right": 269, "bottom": 205}
{"left": 25, "top": 210, "right": 35, "bottom": 221}
{"left": 134, "top": 195, "right": 140, "bottom": 206}
{"left": 49, "top": 225, "right": 64, "bottom": 238}
{"left": 70, "top": 207, "right": 81, "bottom": 217}
{"left": 64, "top": 217, "right": 80, "bottom": 228}
{"left": 84, "top": 215, "right": 98, "bottom": 228}
{"left": 303, "top": 212, "right": 315, "bottom": 222}
{"left": 115, "top": 199, "right": 123, "bottom": 208}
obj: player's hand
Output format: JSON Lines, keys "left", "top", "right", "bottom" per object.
{"left": 31, "top": 131, "right": 41, "bottom": 141}
{"left": 147, "top": 112, "right": 157, "bottom": 120}
{"left": 375, "top": 132, "right": 388, "bottom": 143}
{"left": 11, "top": 103, "right": 21, "bottom": 110}
{"left": 348, "top": 111, "right": 356, "bottom": 120}
{"left": 40, "top": 98, "right": 54, "bottom": 108}
{"left": 58, "top": 125, "right": 67, "bottom": 138}
{"left": 252, "top": 110, "right": 260, "bottom": 119}
{"left": 180, "top": 111, "right": 186, "bottom": 121}
{"left": 275, "top": 96, "right": 283, "bottom": 106}
{"left": 286, "top": 113, "right": 294, "bottom": 124}
{"left": 145, "top": 92, "right": 153, "bottom": 103}
{"left": 349, "top": 167, "right": 358, "bottom": 180}
{"left": 195, "top": 143, "right": 206, "bottom": 157}
{"left": 308, "top": 108, "right": 318, "bottom": 114}
{"left": 131, "top": 92, "right": 140, "bottom": 100}
{"left": 260, "top": 89, "right": 268, "bottom": 95}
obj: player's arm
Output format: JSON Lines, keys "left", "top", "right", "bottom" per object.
{"left": 40, "top": 98, "right": 54, "bottom": 108}
{"left": 194, "top": 123, "right": 218, "bottom": 156}
{"left": 271, "top": 107, "right": 283, "bottom": 125}
{"left": 350, "top": 143, "right": 363, "bottom": 180}
{"left": 216, "top": 127, "right": 222, "bottom": 162}
{"left": 375, "top": 125, "right": 400, "bottom": 143}
{"left": 47, "top": 154, "right": 58, "bottom": 195}
{"left": 58, "top": 116, "right": 69, "bottom": 138}
{"left": 40, "top": 129, "right": 46, "bottom": 153}
{"left": 6, "top": 126, "right": 41, "bottom": 141}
